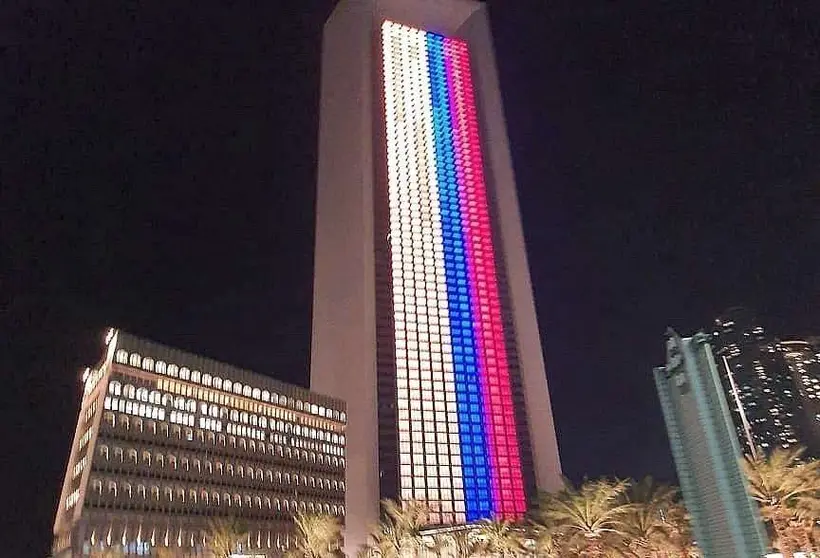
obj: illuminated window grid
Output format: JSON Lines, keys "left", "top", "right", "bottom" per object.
{"left": 426, "top": 33, "right": 492, "bottom": 520}
{"left": 383, "top": 23, "right": 466, "bottom": 524}
{"left": 382, "top": 20, "right": 528, "bottom": 520}
{"left": 444, "top": 38, "right": 526, "bottom": 516}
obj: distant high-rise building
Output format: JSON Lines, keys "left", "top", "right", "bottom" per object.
{"left": 310, "top": 0, "right": 562, "bottom": 551}
{"left": 779, "top": 339, "right": 820, "bottom": 454}
{"left": 711, "top": 307, "right": 802, "bottom": 455}
{"left": 53, "top": 330, "right": 346, "bottom": 558}
{"left": 654, "top": 330, "right": 768, "bottom": 558}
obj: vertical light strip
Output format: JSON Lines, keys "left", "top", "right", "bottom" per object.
{"left": 383, "top": 21, "right": 466, "bottom": 524}
{"left": 414, "top": 30, "right": 468, "bottom": 525}
{"left": 426, "top": 33, "right": 489, "bottom": 521}
{"left": 443, "top": 38, "right": 526, "bottom": 516}
{"left": 382, "top": 19, "right": 526, "bottom": 522}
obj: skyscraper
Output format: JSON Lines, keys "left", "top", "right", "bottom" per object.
{"left": 711, "top": 307, "right": 802, "bottom": 456}
{"left": 779, "top": 339, "right": 820, "bottom": 454}
{"left": 310, "top": 0, "right": 561, "bottom": 551}
{"left": 653, "top": 331, "right": 768, "bottom": 558}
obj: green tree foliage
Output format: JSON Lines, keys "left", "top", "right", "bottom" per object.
{"left": 362, "top": 499, "right": 431, "bottom": 558}
{"left": 205, "top": 516, "right": 248, "bottom": 558}
{"left": 537, "top": 478, "right": 633, "bottom": 557}
{"left": 288, "top": 512, "right": 344, "bottom": 558}
{"left": 743, "top": 446, "right": 820, "bottom": 558}
{"left": 473, "top": 518, "right": 524, "bottom": 557}
{"left": 619, "top": 477, "right": 695, "bottom": 558}
{"left": 439, "top": 528, "right": 483, "bottom": 558}
{"left": 366, "top": 477, "right": 700, "bottom": 558}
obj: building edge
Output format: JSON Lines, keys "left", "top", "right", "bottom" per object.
{"left": 459, "top": 4, "right": 562, "bottom": 493}
{"left": 310, "top": 1, "right": 380, "bottom": 555}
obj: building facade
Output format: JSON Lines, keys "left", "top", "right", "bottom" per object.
{"left": 654, "top": 331, "right": 768, "bottom": 558}
{"left": 780, "top": 339, "right": 820, "bottom": 455}
{"left": 53, "top": 329, "right": 346, "bottom": 558}
{"left": 310, "top": 0, "right": 562, "bottom": 552}
{"left": 711, "top": 307, "right": 802, "bottom": 456}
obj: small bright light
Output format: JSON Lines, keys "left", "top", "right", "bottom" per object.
{"left": 105, "top": 328, "right": 115, "bottom": 346}
{"left": 82, "top": 367, "right": 91, "bottom": 382}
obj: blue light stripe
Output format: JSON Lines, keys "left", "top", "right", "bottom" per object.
{"left": 426, "top": 34, "right": 491, "bottom": 520}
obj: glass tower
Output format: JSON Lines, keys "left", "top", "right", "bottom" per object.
{"left": 654, "top": 331, "right": 768, "bottom": 558}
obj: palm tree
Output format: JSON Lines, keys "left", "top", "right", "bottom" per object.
{"left": 441, "top": 528, "right": 483, "bottom": 558}
{"left": 364, "top": 522, "right": 403, "bottom": 558}
{"left": 620, "top": 477, "right": 687, "bottom": 557}
{"left": 364, "top": 499, "right": 431, "bottom": 557}
{"left": 90, "top": 548, "right": 125, "bottom": 558}
{"left": 527, "top": 523, "right": 561, "bottom": 558}
{"left": 665, "top": 499, "right": 699, "bottom": 558}
{"left": 743, "top": 446, "right": 820, "bottom": 558}
{"left": 421, "top": 533, "right": 448, "bottom": 558}
{"left": 288, "top": 512, "right": 344, "bottom": 558}
{"left": 474, "top": 518, "right": 524, "bottom": 557}
{"left": 205, "top": 516, "right": 248, "bottom": 558}
{"left": 537, "top": 478, "right": 633, "bottom": 558}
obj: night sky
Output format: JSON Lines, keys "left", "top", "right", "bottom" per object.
{"left": 5, "top": 1, "right": 820, "bottom": 555}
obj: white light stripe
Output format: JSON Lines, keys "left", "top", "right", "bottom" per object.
{"left": 382, "top": 22, "right": 465, "bottom": 521}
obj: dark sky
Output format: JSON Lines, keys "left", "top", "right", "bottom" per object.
{"left": 5, "top": 0, "right": 820, "bottom": 555}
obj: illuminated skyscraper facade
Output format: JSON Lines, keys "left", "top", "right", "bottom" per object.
{"left": 310, "top": 0, "right": 561, "bottom": 551}
{"left": 711, "top": 307, "right": 803, "bottom": 455}
{"left": 780, "top": 339, "right": 820, "bottom": 455}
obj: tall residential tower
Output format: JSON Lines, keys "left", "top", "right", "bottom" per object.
{"left": 779, "top": 339, "right": 820, "bottom": 454}
{"left": 654, "top": 331, "right": 768, "bottom": 558}
{"left": 711, "top": 307, "right": 803, "bottom": 455}
{"left": 310, "top": 0, "right": 561, "bottom": 551}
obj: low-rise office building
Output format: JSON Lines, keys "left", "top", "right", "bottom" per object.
{"left": 53, "top": 329, "right": 346, "bottom": 557}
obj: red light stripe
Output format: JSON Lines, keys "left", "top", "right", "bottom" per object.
{"left": 443, "top": 38, "right": 526, "bottom": 517}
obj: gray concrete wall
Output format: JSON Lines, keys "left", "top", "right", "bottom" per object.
{"left": 310, "top": 1, "right": 379, "bottom": 554}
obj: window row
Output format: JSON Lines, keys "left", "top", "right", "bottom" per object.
{"left": 84, "top": 526, "right": 301, "bottom": 552}
{"left": 113, "top": 350, "right": 345, "bottom": 422}
{"left": 96, "top": 445, "right": 344, "bottom": 490}
{"left": 65, "top": 488, "right": 80, "bottom": 510}
{"left": 101, "top": 412, "right": 345, "bottom": 468}
{"left": 107, "top": 386, "right": 345, "bottom": 444}
{"left": 88, "top": 479, "right": 345, "bottom": 515}
{"left": 83, "top": 367, "right": 105, "bottom": 397}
